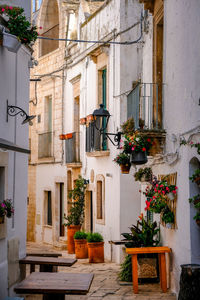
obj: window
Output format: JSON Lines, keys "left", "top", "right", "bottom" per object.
{"left": 39, "top": 0, "right": 59, "bottom": 56}
{"left": 96, "top": 175, "right": 105, "bottom": 224}
{"left": 97, "top": 181, "right": 102, "bottom": 219}
{"left": 38, "top": 95, "right": 53, "bottom": 158}
{"left": 44, "top": 191, "right": 52, "bottom": 226}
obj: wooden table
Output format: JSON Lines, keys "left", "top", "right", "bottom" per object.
{"left": 14, "top": 271, "right": 94, "bottom": 300}
{"left": 19, "top": 256, "right": 77, "bottom": 273}
{"left": 26, "top": 252, "right": 62, "bottom": 257}
{"left": 126, "top": 247, "right": 171, "bottom": 294}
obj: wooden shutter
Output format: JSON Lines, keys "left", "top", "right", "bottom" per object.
{"left": 65, "top": 133, "right": 75, "bottom": 163}
{"left": 158, "top": 172, "right": 177, "bottom": 229}
{"left": 97, "top": 181, "right": 103, "bottom": 219}
{"left": 127, "top": 85, "right": 140, "bottom": 129}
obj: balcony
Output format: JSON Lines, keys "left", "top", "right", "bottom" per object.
{"left": 65, "top": 132, "right": 81, "bottom": 166}
{"left": 127, "top": 83, "right": 166, "bottom": 155}
{"left": 38, "top": 132, "right": 53, "bottom": 158}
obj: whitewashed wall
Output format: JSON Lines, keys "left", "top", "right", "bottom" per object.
{"left": 65, "top": 0, "right": 143, "bottom": 263}
{"left": 0, "top": 42, "right": 31, "bottom": 298}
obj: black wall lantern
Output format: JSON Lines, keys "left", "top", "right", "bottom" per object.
{"left": 92, "top": 104, "right": 122, "bottom": 148}
{"left": 7, "top": 100, "right": 36, "bottom": 126}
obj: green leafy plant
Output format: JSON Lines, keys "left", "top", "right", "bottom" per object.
{"left": 113, "top": 152, "right": 130, "bottom": 166}
{"left": 87, "top": 232, "right": 103, "bottom": 243}
{"left": 121, "top": 214, "right": 160, "bottom": 248}
{"left": 0, "top": 6, "right": 38, "bottom": 45}
{"left": 189, "top": 169, "right": 200, "bottom": 185}
{"left": 74, "top": 231, "right": 88, "bottom": 240}
{"left": 0, "top": 199, "right": 14, "bottom": 218}
{"left": 121, "top": 118, "right": 135, "bottom": 136}
{"left": 161, "top": 206, "right": 174, "bottom": 224}
{"left": 134, "top": 167, "right": 152, "bottom": 182}
{"left": 180, "top": 139, "right": 200, "bottom": 155}
{"left": 119, "top": 255, "right": 132, "bottom": 282}
{"left": 194, "top": 211, "right": 200, "bottom": 221}
{"left": 139, "top": 118, "right": 145, "bottom": 129}
{"left": 64, "top": 176, "right": 88, "bottom": 226}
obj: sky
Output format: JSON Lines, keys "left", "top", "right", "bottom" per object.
{"left": 32, "top": 0, "right": 42, "bottom": 12}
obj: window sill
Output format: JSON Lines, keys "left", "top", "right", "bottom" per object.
{"left": 86, "top": 150, "right": 110, "bottom": 157}
{"left": 37, "top": 157, "right": 55, "bottom": 164}
{"left": 66, "top": 162, "right": 82, "bottom": 168}
{"left": 43, "top": 225, "right": 52, "bottom": 229}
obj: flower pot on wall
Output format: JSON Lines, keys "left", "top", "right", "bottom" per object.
{"left": 74, "top": 239, "right": 88, "bottom": 259}
{"left": 131, "top": 151, "right": 147, "bottom": 165}
{"left": 3, "top": 32, "right": 21, "bottom": 53}
{"left": 67, "top": 225, "right": 81, "bottom": 254}
{"left": 120, "top": 164, "right": 131, "bottom": 174}
{"left": 87, "top": 242, "right": 104, "bottom": 263}
{"left": 196, "top": 219, "right": 200, "bottom": 227}
{"left": 194, "top": 177, "right": 200, "bottom": 186}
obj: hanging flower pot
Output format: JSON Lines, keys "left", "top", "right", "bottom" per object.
{"left": 3, "top": 31, "right": 21, "bottom": 53}
{"left": 131, "top": 151, "right": 147, "bottom": 165}
{"left": 120, "top": 164, "right": 131, "bottom": 174}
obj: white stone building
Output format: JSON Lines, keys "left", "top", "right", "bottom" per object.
{"left": 0, "top": 0, "right": 32, "bottom": 298}
{"left": 64, "top": 0, "right": 143, "bottom": 263}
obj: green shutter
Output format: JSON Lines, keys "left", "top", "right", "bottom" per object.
{"left": 102, "top": 69, "right": 107, "bottom": 150}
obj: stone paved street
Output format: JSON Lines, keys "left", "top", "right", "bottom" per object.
{"left": 24, "top": 242, "right": 177, "bottom": 300}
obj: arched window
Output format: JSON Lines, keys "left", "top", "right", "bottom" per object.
{"left": 39, "top": 0, "right": 59, "bottom": 57}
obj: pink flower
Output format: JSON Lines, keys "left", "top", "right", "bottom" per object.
{"left": 1, "top": 8, "right": 5, "bottom": 12}
{"left": 153, "top": 196, "right": 156, "bottom": 199}
{"left": 172, "top": 190, "right": 176, "bottom": 194}
{"left": 160, "top": 184, "right": 164, "bottom": 188}
{"left": 190, "top": 141, "right": 194, "bottom": 145}
{"left": 6, "top": 6, "right": 8, "bottom": 9}
{"left": 166, "top": 187, "right": 169, "bottom": 191}
{"left": 39, "top": 26, "right": 43, "bottom": 29}
{"left": 162, "top": 190, "right": 165, "bottom": 195}
{"left": 156, "top": 184, "right": 159, "bottom": 187}
{"left": 154, "top": 188, "right": 157, "bottom": 192}
{"left": 158, "top": 190, "right": 161, "bottom": 193}
{"left": 142, "top": 147, "right": 146, "bottom": 152}
{"left": 9, "top": 6, "right": 13, "bottom": 10}
{"left": 132, "top": 147, "right": 135, "bottom": 151}
{"left": 175, "top": 186, "right": 178, "bottom": 190}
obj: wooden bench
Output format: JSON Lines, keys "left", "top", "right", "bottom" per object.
{"left": 26, "top": 252, "right": 62, "bottom": 257}
{"left": 126, "top": 246, "right": 171, "bottom": 294}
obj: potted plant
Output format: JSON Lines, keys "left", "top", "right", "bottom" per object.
{"left": 134, "top": 167, "right": 152, "bottom": 182}
{"left": 87, "top": 232, "right": 104, "bottom": 263}
{"left": 123, "top": 134, "right": 153, "bottom": 165}
{"left": 113, "top": 152, "right": 131, "bottom": 174}
{"left": 189, "top": 169, "right": 200, "bottom": 186}
{"left": 0, "top": 6, "right": 38, "bottom": 52}
{"left": 64, "top": 176, "right": 88, "bottom": 254}
{"left": 74, "top": 231, "right": 88, "bottom": 259}
{"left": 0, "top": 199, "right": 14, "bottom": 223}
{"left": 121, "top": 118, "right": 135, "bottom": 136}
{"left": 189, "top": 195, "right": 200, "bottom": 226}
{"left": 120, "top": 214, "right": 160, "bottom": 282}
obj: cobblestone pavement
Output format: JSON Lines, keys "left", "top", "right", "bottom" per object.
{"left": 25, "top": 242, "right": 177, "bottom": 300}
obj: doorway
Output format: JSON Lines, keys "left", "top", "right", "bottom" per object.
{"left": 59, "top": 183, "right": 64, "bottom": 237}
{"left": 85, "top": 191, "right": 93, "bottom": 232}
{"left": 189, "top": 157, "right": 200, "bottom": 264}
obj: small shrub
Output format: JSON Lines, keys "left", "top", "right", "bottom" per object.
{"left": 121, "top": 118, "right": 135, "bottom": 136}
{"left": 74, "top": 231, "right": 88, "bottom": 240}
{"left": 87, "top": 232, "right": 103, "bottom": 243}
{"left": 119, "top": 255, "right": 132, "bottom": 282}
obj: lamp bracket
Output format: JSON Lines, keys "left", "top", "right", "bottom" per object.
{"left": 103, "top": 131, "right": 122, "bottom": 148}
{"left": 7, "top": 101, "right": 27, "bottom": 121}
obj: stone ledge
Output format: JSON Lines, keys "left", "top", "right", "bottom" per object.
{"left": 86, "top": 150, "right": 110, "bottom": 157}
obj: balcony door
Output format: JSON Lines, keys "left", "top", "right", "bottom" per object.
{"left": 59, "top": 183, "right": 64, "bottom": 237}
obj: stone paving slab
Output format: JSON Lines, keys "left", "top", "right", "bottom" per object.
{"left": 24, "top": 242, "right": 177, "bottom": 300}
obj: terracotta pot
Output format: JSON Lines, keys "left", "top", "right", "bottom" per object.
{"left": 120, "top": 164, "right": 131, "bottom": 174}
{"left": 196, "top": 219, "right": 200, "bottom": 227}
{"left": 67, "top": 225, "right": 81, "bottom": 254}
{"left": 0, "top": 216, "right": 5, "bottom": 224}
{"left": 87, "top": 242, "right": 104, "bottom": 263}
{"left": 74, "top": 239, "right": 88, "bottom": 259}
{"left": 131, "top": 151, "right": 147, "bottom": 165}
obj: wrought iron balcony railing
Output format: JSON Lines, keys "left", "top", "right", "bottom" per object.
{"left": 127, "top": 83, "right": 163, "bottom": 130}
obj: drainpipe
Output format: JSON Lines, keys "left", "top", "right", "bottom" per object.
{"left": 35, "top": 0, "right": 39, "bottom": 11}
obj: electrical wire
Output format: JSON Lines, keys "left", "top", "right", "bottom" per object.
{"left": 37, "top": 12, "right": 143, "bottom": 46}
